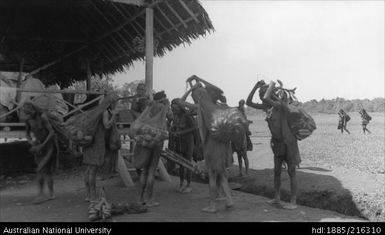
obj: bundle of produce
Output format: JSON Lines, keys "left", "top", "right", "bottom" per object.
{"left": 210, "top": 107, "right": 249, "bottom": 145}
{"left": 129, "top": 101, "right": 169, "bottom": 148}
{"left": 63, "top": 95, "right": 113, "bottom": 146}
{"left": 187, "top": 76, "right": 248, "bottom": 145}
{"left": 285, "top": 105, "right": 316, "bottom": 141}
{"left": 263, "top": 80, "right": 316, "bottom": 141}
{"left": 88, "top": 187, "right": 112, "bottom": 222}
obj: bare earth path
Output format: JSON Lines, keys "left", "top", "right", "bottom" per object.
{"left": 0, "top": 172, "right": 364, "bottom": 222}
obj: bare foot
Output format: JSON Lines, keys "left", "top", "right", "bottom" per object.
{"left": 33, "top": 196, "right": 49, "bottom": 205}
{"left": 226, "top": 201, "right": 234, "bottom": 208}
{"left": 267, "top": 199, "right": 283, "bottom": 207}
{"left": 202, "top": 205, "right": 217, "bottom": 213}
{"left": 177, "top": 186, "right": 185, "bottom": 193}
{"left": 182, "top": 187, "right": 192, "bottom": 194}
{"left": 283, "top": 203, "right": 297, "bottom": 210}
{"left": 215, "top": 197, "right": 226, "bottom": 201}
{"left": 48, "top": 194, "right": 56, "bottom": 200}
{"left": 146, "top": 201, "right": 160, "bottom": 207}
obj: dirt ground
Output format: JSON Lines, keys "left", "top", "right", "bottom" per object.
{"left": 0, "top": 170, "right": 364, "bottom": 222}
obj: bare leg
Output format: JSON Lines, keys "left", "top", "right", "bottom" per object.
{"left": 268, "top": 156, "right": 283, "bottom": 206}
{"left": 46, "top": 172, "right": 55, "bottom": 200}
{"left": 183, "top": 168, "right": 193, "bottom": 193}
{"left": 84, "top": 167, "right": 90, "bottom": 201}
{"left": 283, "top": 163, "right": 298, "bottom": 210}
{"left": 242, "top": 152, "right": 249, "bottom": 176}
{"left": 237, "top": 153, "right": 243, "bottom": 177}
{"left": 178, "top": 166, "right": 185, "bottom": 192}
{"left": 144, "top": 147, "right": 161, "bottom": 207}
{"left": 219, "top": 174, "right": 234, "bottom": 208}
{"left": 88, "top": 165, "right": 98, "bottom": 201}
{"left": 33, "top": 172, "right": 45, "bottom": 204}
{"left": 202, "top": 170, "right": 218, "bottom": 213}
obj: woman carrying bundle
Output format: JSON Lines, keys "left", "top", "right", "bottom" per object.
{"left": 338, "top": 109, "right": 351, "bottom": 134}
{"left": 359, "top": 108, "right": 371, "bottom": 134}
{"left": 170, "top": 98, "right": 198, "bottom": 193}
{"left": 177, "top": 75, "right": 240, "bottom": 213}
{"left": 83, "top": 96, "right": 120, "bottom": 202}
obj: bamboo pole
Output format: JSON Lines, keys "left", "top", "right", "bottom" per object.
{"left": 145, "top": 7, "right": 154, "bottom": 98}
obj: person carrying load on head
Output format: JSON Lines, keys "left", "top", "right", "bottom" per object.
{"left": 24, "top": 101, "right": 59, "bottom": 204}
{"left": 169, "top": 98, "right": 199, "bottom": 193}
{"left": 359, "top": 108, "right": 372, "bottom": 134}
{"left": 176, "top": 75, "right": 249, "bottom": 213}
{"left": 338, "top": 109, "right": 351, "bottom": 134}
{"left": 129, "top": 91, "right": 170, "bottom": 207}
{"left": 82, "top": 95, "right": 121, "bottom": 202}
{"left": 232, "top": 99, "right": 253, "bottom": 177}
{"left": 246, "top": 79, "right": 315, "bottom": 210}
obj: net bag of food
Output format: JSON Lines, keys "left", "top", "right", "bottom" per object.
{"left": 210, "top": 107, "right": 249, "bottom": 148}
{"left": 286, "top": 105, "right": 316, "bottom": 141}
{"left": 128, "top": 101, "right": 169, "bottom": 169}
{"left": 63, "top": 96, "right": 112, "bottom": 146}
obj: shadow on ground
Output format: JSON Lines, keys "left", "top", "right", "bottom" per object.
{"left": 168, "top": 163, "right": 367, "bottom": 220}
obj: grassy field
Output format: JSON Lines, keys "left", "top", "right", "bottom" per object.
{"left": 248, "top": 112, "right": 385, "bottom": 175}
{"left": 239, "top": 112, "right": 384, "bottom": 221}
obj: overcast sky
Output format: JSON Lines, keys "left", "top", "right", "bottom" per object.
{"left": 112, "top": 0, "right": 384, "bottom": 106}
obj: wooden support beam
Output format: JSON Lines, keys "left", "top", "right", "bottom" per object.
{"left": 145, "top": 7, "right": 154, "bottom": 97}
{"left": 16, "top": 58, "right": 24, "bottom": 102}
{"left": 178, "top": 0, "right": 199, "bottom": 23}
{"left": 86, "top": 59, "right": 91, "bottom": 91}
{"left": 29, "top": 0, "right": 164, "bottom": 75}
{"left": 165, "top": 1, "right": 187, "bottom": 29}
{"left": 156, "top": 5, "right": 179, "bottom": 32}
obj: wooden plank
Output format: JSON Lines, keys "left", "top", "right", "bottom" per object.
{"left": 86, "top": 59, "right": 92, "bottom": 91}
{"left": 15, "top": 89, "right": 105, "bottom": 95}
{"left": 0, "top": 123, "right": 25, "bottom": 127}
{"left": 145, "top": 7, "right": 154, "bottom": 97}
{"left": 0, "top": 131, "right": 26, "bottom": 139}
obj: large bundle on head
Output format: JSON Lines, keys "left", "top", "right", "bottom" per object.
{"left": 188, "top": 76, "right": 248, "bottom": 147}
{"left": 63, "top": 95, "right": 113, "bottom": 146}
{"left": 129, "top": 101, "right": 169, "bottom": 148}
{"left": 210, "top": 107, "right": 249, "bottom": 146}
{"left": 262, "top": 79, "right": 316, "bottom": 141}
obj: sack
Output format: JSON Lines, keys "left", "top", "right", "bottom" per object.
{"left": 109, "top": 125, "right": 121, "bottom": 150}
{"left": 129, "top": 102, "right": 169, "bottom": 148}
{"left": 345, "top": 115, "right": 351, "bottom": 122}
{"left": 285, "top": 105, "right": 316, "bottom": 141}
{"left": 366, "top": 115, "right": 372, "bottom": 121}
{"left": 64, "top": 96, "right": 112, "bottom": 146}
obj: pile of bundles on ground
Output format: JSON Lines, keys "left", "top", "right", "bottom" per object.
{"left": 262, "top": 80, "right": 317, "bottom": 140}
{"left": 88, "top": 187, "right": 147, "bottom": 221}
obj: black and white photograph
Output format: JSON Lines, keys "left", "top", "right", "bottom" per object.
{"left": 0, "top": 0, "right": 384, "bottom": 226}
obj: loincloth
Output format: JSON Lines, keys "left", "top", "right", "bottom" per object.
{"left": 270, "top": 138, "right": 301, "bottom": 166}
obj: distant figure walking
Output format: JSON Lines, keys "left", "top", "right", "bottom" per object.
{"left": 359, "top": 108, "right": 372, "bottom": 134}
{"left": 338, "top": 109, "right": 351, "bottom": 134}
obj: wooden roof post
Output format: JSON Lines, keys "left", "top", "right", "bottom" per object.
{"left": 16, "top": 57, "right": 25, "bottom": 102}
{"left": 86, "top": 58, "right": 92, "bottom": 91}
{"left": 145, "top": 7, "right": 154, "bottom": 100}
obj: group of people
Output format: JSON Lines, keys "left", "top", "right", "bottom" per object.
{"left": 338, "top": 108, "right": 372, "bottom": 134}
{"left": 27, "top": 75, "right": 367, "bottom": 215}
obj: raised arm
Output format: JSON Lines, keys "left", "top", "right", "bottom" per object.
{"left": 246, "top": 81, "right": 267, "bottom": 110}
{"left": 262, "top": 81, "right": 281, "bottom": 108}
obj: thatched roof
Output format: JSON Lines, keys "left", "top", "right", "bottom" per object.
{"left": 0, "top": 0, "right": 214, "bottom": 87}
